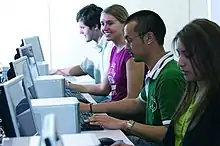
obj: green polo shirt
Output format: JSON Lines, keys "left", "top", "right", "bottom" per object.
{"left": 139, "top": 52, "right": 185, "bottom": 126}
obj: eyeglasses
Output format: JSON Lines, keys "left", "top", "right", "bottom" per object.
{"left": 125, "top": 32, "right": 147, "bottom": 47}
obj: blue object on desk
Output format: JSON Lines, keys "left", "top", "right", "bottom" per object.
{"left": 0, "top": 67, "right": 9, "bottom": 83}
{"left": 115, "top": 140, "right": 124, "bottom": 142}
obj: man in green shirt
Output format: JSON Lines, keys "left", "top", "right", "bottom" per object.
{"left": 80, "top": 10, "right": 185, "bottom": 146}
{"left": 140, "top": 55, "right": 184, "bottom": 127}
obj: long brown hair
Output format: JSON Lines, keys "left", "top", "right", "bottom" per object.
{"left": 172, "top": 19, "right": 220, "bottom": 129}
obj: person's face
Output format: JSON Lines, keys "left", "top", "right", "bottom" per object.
{"left": 124, "top": 21, "right": 147, "bottom": 62}
{"left": 177, "top": 39, "right": 201, "bottom": 81}
{"left": 100, "top": 13, "right": 124, "bottom": 42}
{"left": 78, "top": 21, "right": 94, "bottom": 42}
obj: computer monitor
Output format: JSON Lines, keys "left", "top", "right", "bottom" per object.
{"left": 16, "top": 44, "right": 39, "bottom": 79}
{"left": 22, "top": 36, "right": 45, "bottom": 62}
{"left": 0, "top": 75, "right": 38, "bottom": 137}
{"left": 9, "top": 56, "right": 38, "bottom": 99}
{"left": 40, "top": 114, "right": 63, "bottom": 146}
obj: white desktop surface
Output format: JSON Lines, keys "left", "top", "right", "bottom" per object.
{"left": 3, "top": 133, "right": 100, "bottom": 146}
{"left": 82, "top": 130, "right": 134, "bottom": 145}
{"left": 31, "top": 97, "right": 79, "bottom": 106}
{"left": 4, "top": 76, "right": 134, "bottom": 146}
{"left": 65, "top": 75, "right": 95, "bottom": 84}
{"left": 64, "top": 76, "right": 76, "bottom": 83}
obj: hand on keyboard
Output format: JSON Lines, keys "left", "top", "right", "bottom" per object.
{"left": 80, "top": 112, "right": 104, "bottom": 131}
{"left": 85, "top": 114, "right": 124, "bottom": 130}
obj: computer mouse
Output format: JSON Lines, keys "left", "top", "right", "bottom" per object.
{"left": 99, "top": 137, "right": 116, "bottom": 146}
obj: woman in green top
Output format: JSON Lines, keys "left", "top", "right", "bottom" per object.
{"left": 163, "top": 19, "right": 220, "bottom": 146}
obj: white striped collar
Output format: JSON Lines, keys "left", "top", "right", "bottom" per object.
{"left": 146, "top": 52, "right": 174, "bottom": 80}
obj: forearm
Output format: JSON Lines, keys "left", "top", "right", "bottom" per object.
{"left": 69, "top": 65, "right": 87, "bottom": 76}
{"left": 81, "top": 99, "right": 144, "bottom": 115}
{"left": 122, "top": 123, "right": 167, "bottom": 142}
{"left": 69, "top": 83, "right": 109, "bottom": 96}
{"left": 126, "top": 61, "right": 145, "bottom": 100}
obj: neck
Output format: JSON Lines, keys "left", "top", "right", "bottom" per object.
{"left": 94, "top": 31, "right": 103, "bottom": 43}
{"left": 113, "top": 36, "right": 125, "bottom": 48}
{"left": 197, "top": 80, "right": 206, "bottom": 92}
{"left": 194, "top": 80, "right": 207, "bottom": 103}
{"left": 145, "top": 46, "right": 166, "bottom": 70}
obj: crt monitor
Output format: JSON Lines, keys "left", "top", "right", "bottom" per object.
{"left": 16, "top": 44, "right": 39, "bottom": 79}
{"left": 40, "top": 114, "right": 63, "bottom": 146}
{"left": 22, "top": 36, "right": 45, "bottom": 62}
{"left": 9, "top": 56, "right": 38, "bottom": 99}
{"left": 0, "top": 75, "right": 38, "bottom": 137}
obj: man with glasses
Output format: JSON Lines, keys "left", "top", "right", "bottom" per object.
{"left": 80, "top": 10, "right": 185, "bottom": 146}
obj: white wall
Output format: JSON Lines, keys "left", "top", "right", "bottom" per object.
{"left": 0, "top": 0, "right": 50, "bottom": 66}
{"left": 189, "top": 0, "right": 208, "bottom": 20}
{"left": 50, "top": 0, "right": 210, "bottom": 69}
{"left": 208, "top": 0, "right": 220, "bottom": 25}
{"left": 0, "top": 0, "right": 209, "bottom": 69}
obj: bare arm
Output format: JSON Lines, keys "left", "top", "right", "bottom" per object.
{"left": 87, "top": 103, "right": 167, "bottom": 142}
{"left": 88, "top": 113, "right": 167, "bottom": 142}
{"left": 69, "top": 65, "right": 87, "bottom": 76}
{"left": 121, "top": 122, "right": 167, "bottom": 142}
{"left": 80, "top": 98, "right": 145, "bottom": 115}
{"left": 125, "top": 58, "right": 145, "bottom": 99}
{"left": 53, "top": 65, "right": 86, "bottom": 76}
{"left": 68, "top": 72, "right": 111, "bottom": 96}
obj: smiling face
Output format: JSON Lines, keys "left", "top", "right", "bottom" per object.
{"left": 100, "top": 13, "right": 124, "bottom": 42}
{"left": 176, "top": 39, "right": 201, "bottom": 81}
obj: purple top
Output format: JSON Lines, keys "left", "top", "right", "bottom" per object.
{"left": 108, "top": 46, "right": 132, "bottom": 101}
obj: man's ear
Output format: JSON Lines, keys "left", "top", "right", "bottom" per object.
{"left": 95, "top": 24, "right": 99, "bottom": 30}
{"left": 144, "top": 32, "right": 154, "bottom": 45}
{"left": 91, "top": 24, "right": 99, "bottom": 31}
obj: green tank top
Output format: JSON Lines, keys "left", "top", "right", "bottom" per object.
{"left": 174, "top": 101, "right": 196, "bottom": 146}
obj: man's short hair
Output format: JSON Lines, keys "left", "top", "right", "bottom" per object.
{"left": 125, "top": 10, "right": 166, "bottom": 46}
{"left": 76, "top": 4, "right": 103, "bottom": 29}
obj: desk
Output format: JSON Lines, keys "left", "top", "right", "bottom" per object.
{"left": 65, "top": 75, "right": 95, "bottom": 84}
{"left": 2, "top": 132, "right": 133, "bottom": 146}
{"left": 2, "top": 133, "right": 100, "bottom": 146}
{"left": 65, "top": 76, "right": 133, "bottom": 145}
{"left": 81, "top": 93, "right": 134, "bottom": 145}
{"left": 82, "top": 130, "right": 133, "bottom": 145}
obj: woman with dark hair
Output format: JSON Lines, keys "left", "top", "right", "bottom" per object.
{"left": 163, "top": 19, "right": 220, "bottom": 146}
{"left": 112, "top": 18, "right": 220, "bottom": 146}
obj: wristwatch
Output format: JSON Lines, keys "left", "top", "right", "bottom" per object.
{"left": 126, "top": 120, "right": 135, "bottom": 132}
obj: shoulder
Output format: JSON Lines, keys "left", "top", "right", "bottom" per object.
{"left": 154, "top": 60, "right": 185, "bottom": 94}
{"left": 159, "top": 60, "right": 184, "bottom": 81}
{"left": 121, "top": 47, "right": 132, "bottom": 61}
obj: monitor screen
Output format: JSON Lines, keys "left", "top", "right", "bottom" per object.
{"left": 22, "top": 36, "right": 44, "bottom": 62}
{"left": 17, "top": 44, "right": 39, "bottom": 79}
{"left": 0, "top": 75, "right": 37, "bottom": 137}
{"left": 9, "top": 56, "right": 38, "bottom": 99}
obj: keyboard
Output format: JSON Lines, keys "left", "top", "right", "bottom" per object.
{"left": 80, "top": 111, "right": 104, "bottom": 131}
{"left": 64, "top": 86, "right": 90, "bottom": 104}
